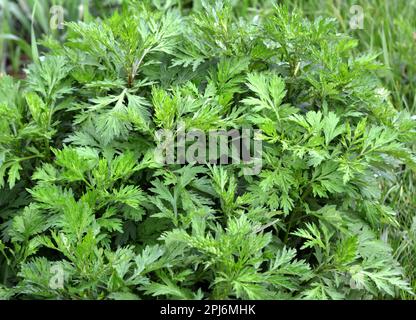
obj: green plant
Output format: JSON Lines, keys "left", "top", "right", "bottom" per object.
{"left": 0, "top": 0, "right": 124, "bottom": 75}
{"left": 283, "top": 0, "right": 416, "bottom": 299}
{"left": 0, "top": 1, "right": 415, "bottom": 300}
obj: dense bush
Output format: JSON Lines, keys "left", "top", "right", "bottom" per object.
{"left": 0, "top": 1, "right": 415, "bottom": 299}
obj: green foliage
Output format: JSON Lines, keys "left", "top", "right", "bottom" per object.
{"left": 0, "top": 1, "right": 415, "bottom": 300}
{"left": 288, "top": 0, "right": 416, "bottom": 297}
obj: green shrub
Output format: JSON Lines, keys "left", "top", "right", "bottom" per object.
{"left": 0, "top": 1, "right": 415, "bottom": 300}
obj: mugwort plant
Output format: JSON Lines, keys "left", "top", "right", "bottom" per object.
{"left": 0, "top": 1, "right": 415, "bottom": 300}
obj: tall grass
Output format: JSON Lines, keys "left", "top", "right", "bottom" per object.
{"left": 0, "top": 0, "right": 122, "bottom": 74}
